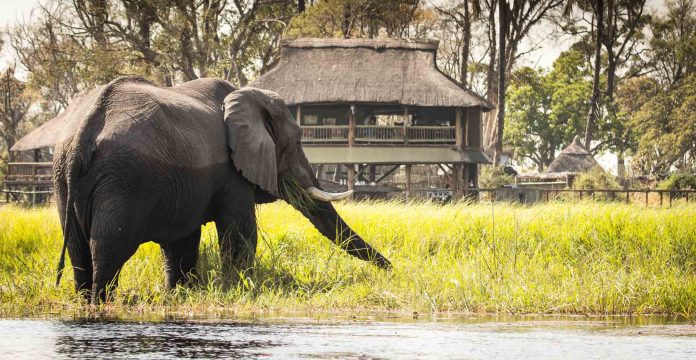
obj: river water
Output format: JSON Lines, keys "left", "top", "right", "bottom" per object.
{"left": 1, "top": 316, "right": 695, "bottom": 359}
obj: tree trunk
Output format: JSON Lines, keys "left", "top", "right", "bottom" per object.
{"left": 584, "top": 0, "right": 604, "bottom": 149}
{"left": 483, "top": 0, "right": 498, "bottom": 151}
{"left": 342, "top": 3, "right": 351, "bottom": 38}
{"left": 493, "top": 1, "right": 507, "bottom": 165}
{"left": 617, "top": 152, "right": 625, "bottom": 177}
{"left": 460, "top": 0, "right": 471, "bottom": 86}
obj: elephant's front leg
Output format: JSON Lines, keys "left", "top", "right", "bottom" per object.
{"left": 161, "top": 228, "right": 201, "bottom": 289}
{"left": 215, "top": 204, "right": 258, "bottom": 282}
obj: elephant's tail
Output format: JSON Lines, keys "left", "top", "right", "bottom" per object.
{"left": 55, "top": 148, "right": 82, "bottom": 286}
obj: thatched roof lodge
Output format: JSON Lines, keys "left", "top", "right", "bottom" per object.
{"left": 546, "top": 136, "right": 602, "bottom": 174}
{"left": 251, "top": 38, "right": 493, "bottom": 199}
{"left": 8, "top": 37, "right": 493, "bottom": 201}
{"left": 251, "top": 38, "right": 493, "bottom": 109}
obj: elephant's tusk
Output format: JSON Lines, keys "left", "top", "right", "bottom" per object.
{"left": 307, "top": 187, "right": 353, "bottom": 201}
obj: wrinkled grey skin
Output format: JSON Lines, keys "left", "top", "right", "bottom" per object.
{"left": 53, "top": 76, "right": 390, "bottom": 304}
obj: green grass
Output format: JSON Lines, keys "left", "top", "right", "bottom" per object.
{"left": 1, "top": 200, "right": 695, "bottom": 318}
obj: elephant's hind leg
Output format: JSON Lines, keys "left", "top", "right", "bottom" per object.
{"left": 89, "top": 198, "right": 147, "bottom": 304}
{"left": 161, "top": 228, "right": 201, "bottom": 289}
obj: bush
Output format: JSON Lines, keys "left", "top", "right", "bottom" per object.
{"left": 659, "top": 173, "right": 696, "bottom": 190}
{"left": 573, "top": 167, "right": 620, "bottom": 190}
{"left": 479, "top": 165, "right": 515, "bottom": 188}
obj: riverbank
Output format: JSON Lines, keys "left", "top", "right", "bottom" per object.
{"left": 1, "top": 201, "right": 695, "bottom": 318}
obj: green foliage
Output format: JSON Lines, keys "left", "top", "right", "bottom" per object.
{"left": 286, "top": 0, "right": 424, "bottom": 38}
{"left": 478, "top": 165, "right": 515, "bottom": 188}
{"left": 2, "top": 201, "right": 696, "bottom": 317}
{"left": 505, "top": 50, "right": 592, "bottom": 171}
{"left": 629, "top": 74, "right": 696, "bottom": 175}
{"left": 573, "top": 168, "right": 621, "bottom": 190}
{"left": 659, "top": 173, "right": 696, "bottom": 190}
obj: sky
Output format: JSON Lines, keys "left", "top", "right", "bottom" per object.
{"left": 0, "top": 0, "right": 671, "bottom": 174}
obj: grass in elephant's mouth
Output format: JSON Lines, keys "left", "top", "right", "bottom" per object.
{"left": 1, "top": 200, "right": 695, "bottom": 319}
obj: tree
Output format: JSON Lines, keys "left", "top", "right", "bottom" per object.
{"left": 646, "top": 0, "right": 696, "bottom": 87}
{"left": 506, "top": 50, "right": 591, "bottom": 171}
{"left": 433, "top": 1, "right": 482, "bottom": 86}
{"left": 629, "top": 74, "right": 696, "bottom": 175}
{"left": 0, "top": 67, "right": 35, "bottom": 162}
{"left": 563, "top": 0, "right": 649, "bottom": 149}
{"left": 286, "top": 0, "right": 424, "bottom": 38}
{"left": 480, "top": 0, "right": 565, "bottom": 162}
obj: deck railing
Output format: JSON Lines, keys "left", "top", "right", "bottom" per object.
{"left": 2, "top": 162, "right": 54, "bottom": 205}
{"left": 355, "top": 126, "right": 403, "bottom": 143}
{"left": 300, "top": 125, "right": 456, "bottom": 145}
{"left": 301, "top": 126, "right": 350, "bottom": 143}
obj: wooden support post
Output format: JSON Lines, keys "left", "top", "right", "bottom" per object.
{"left": 659, "top": 192, "right": 663, "bottom": 206}
{"left": 452, "top": 163, "right": 463, "bottom": 200}
{"left": 333, "top": 164, "right": 341, "bottom": 182}
{"left": 296, "top": 105, "right": 302, "bottom": 125}
{"left": 686, "top": 192, "right": 689, "bottom": 203}
{"left": 645, "top": 191, "right": 649, "bottom": 206}
{"left": 31, "top": 164, "right": 37, "bottom": 206}
{"left": 405, "top": 164, "right": 412, "bottom": 198}
{"left": 669, "top": 191, "right": 673, "bottom": 207}
{"left": 348, "top": 105, "right": 356, "bottom": 146}
{"left": 626, "top": 191, "right": 630, "bottom": 204}
{"left": 462, "top": 162, "right": 470, "bottom": 198}
{"left": 455, "top": 108, "right": 463, "bottom": 150}
{"left": 347, "top": 164, "right": 355, "bottom": 201}
{"left": 403, "top": 107, "right": 409, "bottom": 144}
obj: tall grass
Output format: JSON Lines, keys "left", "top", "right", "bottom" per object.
{"left": 0, "top": 200, "right": 695, "bottom": 318}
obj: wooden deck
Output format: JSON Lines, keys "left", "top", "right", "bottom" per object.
{"left": 2, "top": 162, "right": 54, "bottom": 205}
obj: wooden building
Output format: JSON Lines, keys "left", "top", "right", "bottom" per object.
{"left": 250, "top": 38, "right": 493, "bottom": 199}
{"left": 5, "top": 38, "right": 493, "bottom": 202}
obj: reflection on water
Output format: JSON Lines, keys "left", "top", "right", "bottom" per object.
{"left": 1, "top": 317, "right": 695, "bottom": 359}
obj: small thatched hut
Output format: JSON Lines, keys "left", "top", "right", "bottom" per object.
{"left": 251, "top": 38, "right": 493, "bottom": 199}
{"left": 546, "top": 136, "right": 602, "bottom": 174}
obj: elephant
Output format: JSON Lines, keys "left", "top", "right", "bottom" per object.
{"left": 53, "top": 76, "right": 391, "bottom": 303}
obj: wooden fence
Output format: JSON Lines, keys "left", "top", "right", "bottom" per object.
{"left": 359, "top": 187, "right": 695, "bottom": 206}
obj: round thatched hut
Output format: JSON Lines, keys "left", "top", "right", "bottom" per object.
{"left": 546, "top": 136, "right": 602, "bottom": 174}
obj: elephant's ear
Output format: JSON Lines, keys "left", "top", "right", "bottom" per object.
{"left": 223, "top": 88, "right": 278, "bottom": 197}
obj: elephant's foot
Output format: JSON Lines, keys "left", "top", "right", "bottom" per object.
{"left": 161, "top": 229, "right": 202, "bottom": 290}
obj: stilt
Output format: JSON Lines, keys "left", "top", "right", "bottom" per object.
{"left": 405, "top": 164, "right": 412, "bottom": 198}
{"left": 347, "top": 164, "right": 355, "bottom": 201}
{"left": 452, "top": 163, "right": 463, "bottom": 200}
{"left": 333, "top": 164, "right": 341, "bottom": 182}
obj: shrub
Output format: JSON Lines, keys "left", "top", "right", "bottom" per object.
{"left": 659, "top": 173, "right": 696, "bottom": 190}
{"left": 573, "top": 167, "right": 621, "bottom": 190}
{"left": 479, "top": 165, "right": 515, "bottom": 188}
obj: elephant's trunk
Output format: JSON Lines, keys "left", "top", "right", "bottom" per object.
{"left": 297, "top": 200, "right": 391, "bottom": 270}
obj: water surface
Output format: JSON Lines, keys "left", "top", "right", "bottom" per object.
{"left": 1, "top": 316, "right": 695, "bottom": 359}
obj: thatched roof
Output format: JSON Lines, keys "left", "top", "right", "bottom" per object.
{"left": 11, "top": 88, "right": 101, "bottom": 152}
{"left": 546, "top": 136, "right": 602, "bottom": 174}
{"left": 250, "top": 38, "right": 493, "bottom": 109}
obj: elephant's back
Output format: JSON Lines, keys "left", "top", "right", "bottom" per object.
{"left": 95, "top": 82, "right": 230, "bottom": 170}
